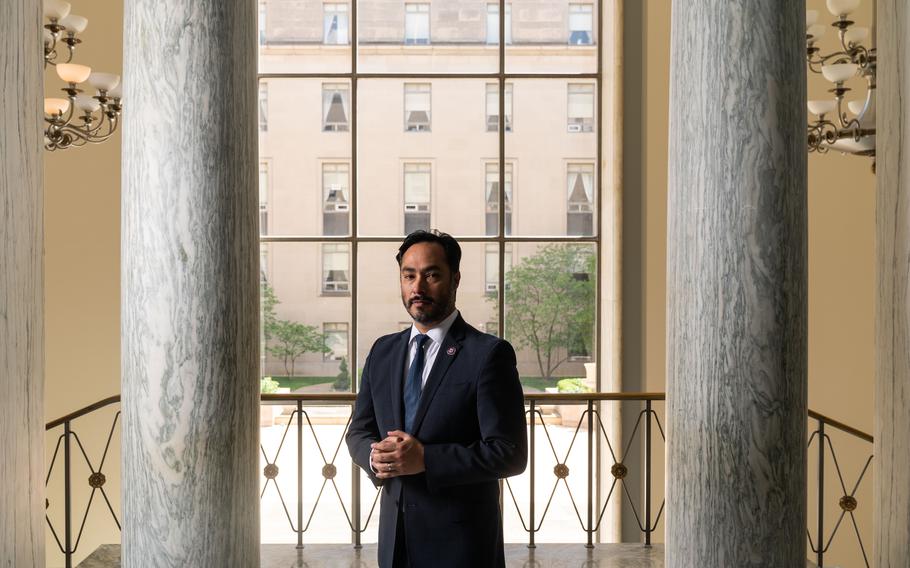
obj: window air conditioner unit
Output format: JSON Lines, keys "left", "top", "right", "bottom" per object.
{"left": 333, "top": 203, "right": 349, "bottom": 212}
{"left": 485, "top": 283, "right": 499, "bottom": 292}
{"left": 568, "top": 123, "right": 583, "bottom": 133}
{"left": 404, "top": 203, "right": 429, "bottom": 212}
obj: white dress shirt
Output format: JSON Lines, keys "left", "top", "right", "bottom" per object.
{"left": 370, "top": 309, "right": 460, "bottom": 473}
{"left": 404, "top": 308, "right": 460, "bottom": 390}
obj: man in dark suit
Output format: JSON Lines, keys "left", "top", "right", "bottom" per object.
{"left": 346, "top": 230, "right": 528, "bottom": 568}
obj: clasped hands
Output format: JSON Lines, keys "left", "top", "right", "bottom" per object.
{"left": 371, "top": 430, "right": 425, "bottom": 479}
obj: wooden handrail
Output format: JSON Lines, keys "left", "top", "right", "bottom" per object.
{"left": 45, "top": 392, "right": 873, "bottom": 443}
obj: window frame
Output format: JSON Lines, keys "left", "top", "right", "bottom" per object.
{"left": 404, "top": 3, "right": 431, "bottom": 45}
{"left": 257, "top": 0, "right": 608, "bottom": 394}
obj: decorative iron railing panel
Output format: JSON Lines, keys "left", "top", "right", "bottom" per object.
{"left": 44, "top": 393, "right": 872, "bottom": 568}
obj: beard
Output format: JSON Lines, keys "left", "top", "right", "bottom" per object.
{"left": 403, "top": 290, "right": 456, "bottom": 325}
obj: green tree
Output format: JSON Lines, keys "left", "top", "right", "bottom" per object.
{"left": 261, "top": 281, "right": 280, "bottom": 341}
{"left": 266, "top": 319, "right": 329, "bottom": 378}
{"left": 333, "top": 357, "right": 351, "bottom": 391}
{"left": 491, "top": 244, "right": 596, "bottom": 379}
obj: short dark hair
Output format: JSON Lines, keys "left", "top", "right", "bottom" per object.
{"left": 396, "top": 230, "right": 462, "bottom": 274}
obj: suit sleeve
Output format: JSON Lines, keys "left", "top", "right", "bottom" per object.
{"left": 345, "top": 349, "right": 383, "bottom": 487}
{"left": 422, "top": 340, "right": 528, "bottom": 491}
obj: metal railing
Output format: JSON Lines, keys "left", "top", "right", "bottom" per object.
{"left": 44, "top": 392, "right": 873, "bottom": 568}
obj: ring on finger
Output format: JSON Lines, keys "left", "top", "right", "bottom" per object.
{"left": 387, "top": 463, "right": 392, "bottom": 472}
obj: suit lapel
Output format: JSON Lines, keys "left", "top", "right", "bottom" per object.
{"left": 411, "top": 316, "right": 467, "bottom": 435}
{"left": 389, "top": 329, "right": 409, "bottom": 431}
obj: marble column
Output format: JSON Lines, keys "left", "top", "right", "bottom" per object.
{"left": 665, "top": 1, "right": 807, "bottom": 566}
{"left": 121, "top": 0, "right": 259, "bottom": 565}
{"left": 0, "top": 0, "right": 44, "bottom": 566}
{"left": 875, "top": 1, "right": 910, "bottom": 565}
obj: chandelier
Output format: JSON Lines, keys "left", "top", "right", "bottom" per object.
{"left": 43, "top": 0, "right": 122, "bottom": 151}
{"left": 806, "top": 0, "right": 876, "bottom": 171}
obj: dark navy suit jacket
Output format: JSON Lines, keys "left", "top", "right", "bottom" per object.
{"left": 346, "top": 315, "right": 528, "bottom": 568}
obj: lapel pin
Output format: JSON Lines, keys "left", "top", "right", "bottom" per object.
{"left": 447, "top": 346, "right": 456, "bottom": 356}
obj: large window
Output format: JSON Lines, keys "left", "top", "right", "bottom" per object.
{"left": 258, "top": 0, "right": 612, "bottom": 544}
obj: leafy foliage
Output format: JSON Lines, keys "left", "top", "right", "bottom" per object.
{"left": 261, "top": 281, "right": 329, "bottom": 377}
{"left": 492, "top": 244, "right": 596, "bottom": 379}
{"left": 333, "top": 357, "right": 351, "bottom": 391}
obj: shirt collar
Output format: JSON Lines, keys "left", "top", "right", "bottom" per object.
{"left": 409, "top": 309, "right": 459, "bottom": 347}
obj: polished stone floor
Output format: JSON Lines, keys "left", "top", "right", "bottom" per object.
{"left": 77, "top": 543, "right": 664, "bottom": 567}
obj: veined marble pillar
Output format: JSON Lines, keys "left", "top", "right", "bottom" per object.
{"left": 0, "top": 0, "right": 44, "bottom": 566}
{"left": 121, "top": 0, "right": 259, "bottom": 565}
{"left": 666, "top": 1, "right": 807, "bottom": 565}
{"left": 876, "top": 1, "right": 910, "bottom": 565}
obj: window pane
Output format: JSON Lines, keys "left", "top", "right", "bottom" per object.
{"left": 260, "top": 162, "right": 270, "bottom": 236}
{"left": 259, "top": 82, "right": 268, "bottom": 132}
{"left": 323, "top": 3, "right": 350, "bottom": 45}
{"left": 357, "top": 79, "right": 497, "bottom": 236}
{"left": 485, "top": 83, "right": 513, "bottom": 133}
{"left": 507, "top": 80, "right": 597, "bottom": 236}
{"left": 322, "top": 83, "right": 350, "bottom": 132}
{"left": 258, "top": 0, "right": 351, "bottom": 73}
{"left": 404, "top": 83, "right": 431, "bottom": 132}
{"left": 259, "top": 79, "right": 351, "bottom": 237}
{"left": 486, "top": 3, "right": 512, "bottom": 45}
{"left": 259, "top": 242, "right": 351, "bottom": 390}
{"left": 567, "top": 83, "right": 595, "bottom": 132}
{"left": 506, "top": 1, "right": 597, "bottom": 74}
{"left": 485, "top": 162, "right": 513, "bottom": 236}
{"left": 357, "top": 242, "right": 498, "bottom": 372}
{"left": 504, "top": 242, "right": 597, "bottom": 383}
{"left": 357, "top": 0, "right": 497, "bottom": 73}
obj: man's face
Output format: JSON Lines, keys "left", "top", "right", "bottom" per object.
{"left": 399, "top": 241, "right": 460, "bottom": 328}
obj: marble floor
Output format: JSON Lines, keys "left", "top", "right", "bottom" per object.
{"left": 77, "top": 543, "right": 664, "bottom": 567}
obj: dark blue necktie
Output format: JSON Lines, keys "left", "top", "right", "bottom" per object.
{"left": 404, "top": 334, "right": 430, "bottom": 433}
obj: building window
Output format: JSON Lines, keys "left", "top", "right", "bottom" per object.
{"left": 486, "top": 3, "right": 512, "bottom": 45}
{"left": 405, "top": 3, "right": 430, "bottom": 45}
{"left": 567, "top": 164, "right": 594, "bottom": 236}
{"left": 485, "top": 162, "right": 512, "bottom": 236}
{"left": 259, "top": 162, "right": 269, "bottom": 235}
{"left": 568, "top": 4, "right": 593, "bottom": 45}
{"left": 323, "top": 163, "right": 350, "bottom": 236}
{"left": 403, "top": 163, "right": 431, "bottom": 233}
{"left": 259, "top": 82, "right": 268, "bottom": 132}
{"left": 484, "top": 243, "right": 512, "bottom": 295}
{"left": 259, "top": 2, "right": 267, "bottom": 46}
{"left": 259, "top": 245, "right": 269, "bottom": 284}
{"left": 323, "top": 323, "right": 349, "bottom": 361}
{"left": 322, "top": 83, "right": 350, "bottom": 132}
{"left": 485, "top": 83, "right": 513, "bottom": 133}
{"left": 567, "top": 83, "right": 594, "bottom": 132}
{"left": 322, "top": 244, "right": 350, "bottom": 293}
{"left": 323, "top": 3, "right": 350, "bottom": 45}
{"left": 404, "top": 83, "right": 431, "bottom": 132}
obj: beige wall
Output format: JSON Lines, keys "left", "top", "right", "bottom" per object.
{"left": 43, "top": 0, "right": 122, "bottom": 565}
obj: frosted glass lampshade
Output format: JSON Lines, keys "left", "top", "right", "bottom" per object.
{"left": 88, "top": 72, "right": 120, "bottom": 92}
{"left": 806, "top": 10, "right": 819, "bottom": 27}
{"left": 108, "top": 85, "right": 123, "bottom": 99}
{"left": 844, "top": 27, "right": 869, "bottom": 46}
{"left": 56, "top": 63, "right": 91, "bottom": 84}
{"left": 826, "top": 0, "right": 861, "bottom": 17}
{"left": 821, "top": 62, "right": 858, "bottom": 83}
{"left": 44, "top": 97, "right": 70, "bottom": 116}
{"left": 43, "top": 0, "right": 71, "bottom": 20}
{"left": 74, "top": 95, "right": 101, "bottom": 113}
{"left": 807, "top": 24, "right": 826, "bottom": 42}
{"left": 59, "top": 14, "right": 88, "bottom": 33}
{"left": 807, "top": 100, "right": 837, "bottom": 117}
{"left": 847, "top": 100, "right": 864, "bottom": 115}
